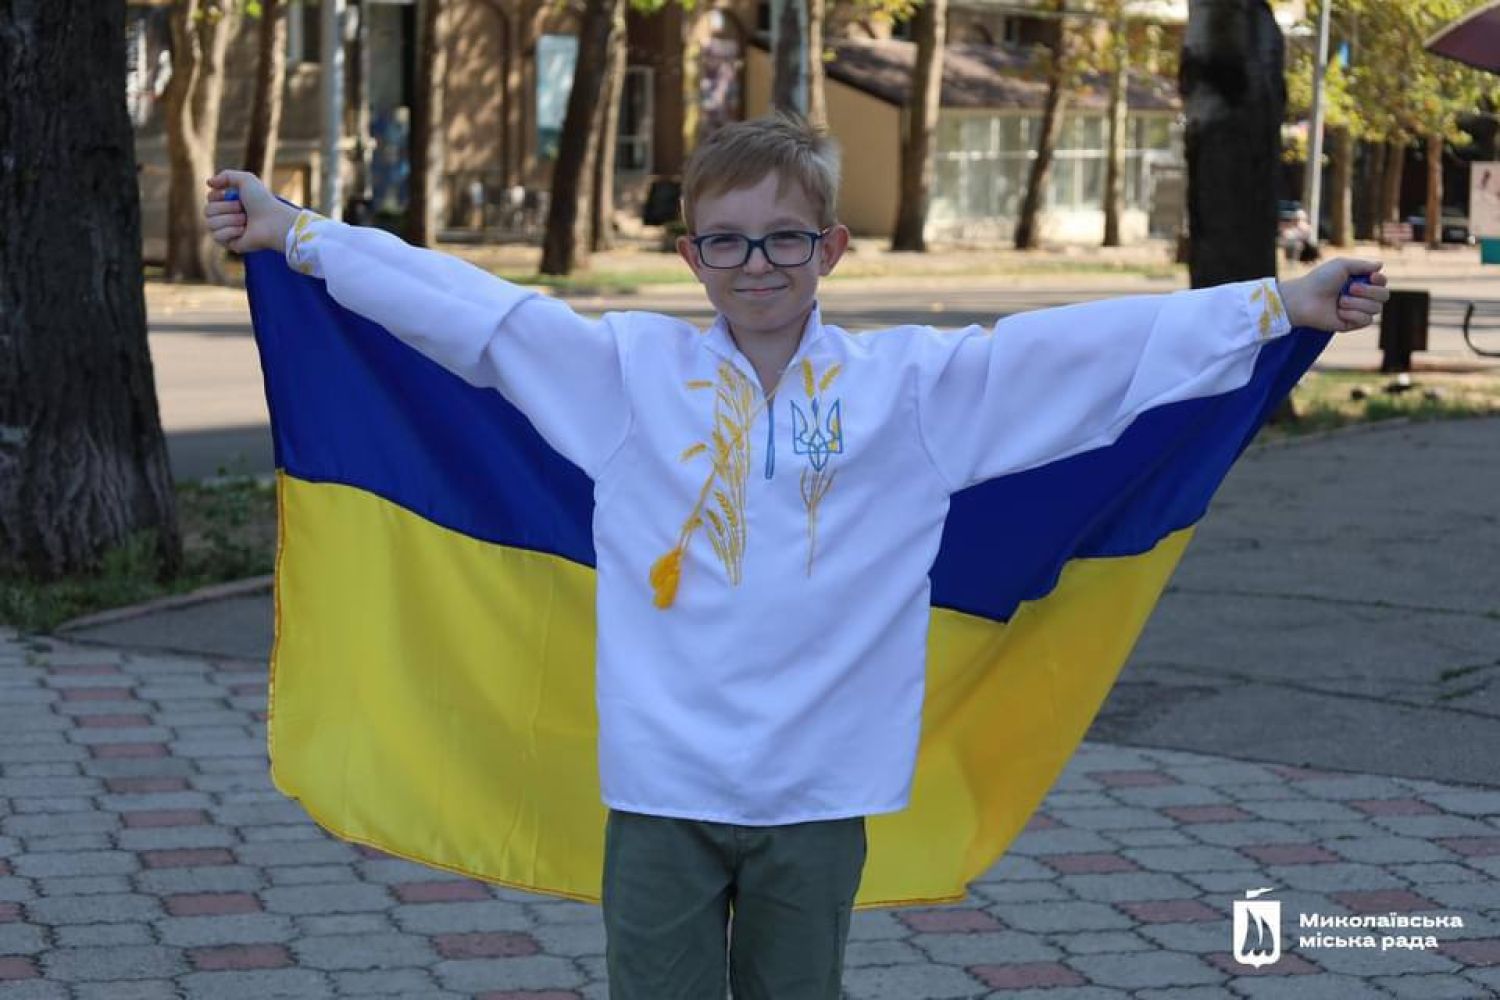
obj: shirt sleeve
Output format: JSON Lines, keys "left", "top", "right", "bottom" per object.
{"left": 914, "top": 279, "right": 1297, "bottom": 492}
{"left": 284, "top": 210, "right": 631, "bottom": 477}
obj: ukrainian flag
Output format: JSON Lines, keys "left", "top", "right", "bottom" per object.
{"left": 246, "top": 250, "right": 1327, "bottom": 907}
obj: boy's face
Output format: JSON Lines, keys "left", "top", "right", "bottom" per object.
{"left": 677, "top": 172, "right": 849, "bottom": 347}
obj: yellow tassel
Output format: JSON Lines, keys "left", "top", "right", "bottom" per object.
{"left": 649, "top": 547, "right": 684, "bottom": 609}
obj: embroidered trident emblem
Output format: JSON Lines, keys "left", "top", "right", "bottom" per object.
{"left": 790, "top": 397, "right": 843, "bottom": 471}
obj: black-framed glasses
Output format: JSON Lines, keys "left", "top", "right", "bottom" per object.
{"left": 689, "top": 229, "right": 830, "bottom": 269}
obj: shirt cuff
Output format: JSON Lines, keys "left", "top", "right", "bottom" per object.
{"left": 1245, "top": 278, "right": 1292, "bottom": 341}
{"left": 284, "top": 209, "right": 329, "bottom": 278}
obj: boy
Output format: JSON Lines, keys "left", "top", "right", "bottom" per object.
{"left": 206, "top": 113, "right": 1386, "bottom": 999}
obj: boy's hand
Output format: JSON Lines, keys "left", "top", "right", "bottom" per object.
{"left": 204, "top": 170, "right": 300, "bottom": 255}
{"left": 1280, "top": 258, "right": 1390, "bottom": 332}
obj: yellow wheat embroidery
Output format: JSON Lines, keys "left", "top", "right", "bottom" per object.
{"left": 1250, "top": 281, "right": 1286, "bottom": 340}
{"left": 801, "top": 358, "right": 816, "bottom": 397}
{"left": 818, "top": 363, "right": 842, "bottom": 394}
{"left": 686, "top": 380, "right": 714, "bottom": 390}
{"left": 651, "top": 363, "right": 760, "bottom": 608}
{"left": 799, "top": 467, "right": 836, "bottom": 576}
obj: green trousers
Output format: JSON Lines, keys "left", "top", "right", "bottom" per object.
{"left": 602, "top": 809, "right": 867, "bottom": 1000}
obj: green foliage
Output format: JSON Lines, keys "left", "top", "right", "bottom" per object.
{"left": 1287, "top": 0, "right": 1500, "bottom": 149}
{"left": 0, "top": 477, "right": 277, "bottom": 634}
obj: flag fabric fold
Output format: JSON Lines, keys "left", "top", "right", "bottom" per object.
{"left": 246, "top": 249, "right": 1327, "bottom": 906}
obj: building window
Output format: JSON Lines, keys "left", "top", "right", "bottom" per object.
{"left": 930, "top": 111, "right": 1179, "bottom": 226}
{"left": 287, "top": 0, "right": 322, "bottom": 66}
{"left": 618, "top": 66, "right": 654, "bottom": 174}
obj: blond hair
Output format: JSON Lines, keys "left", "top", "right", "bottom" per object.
{"left": 681, "top": 112, "right": 842, "bottom": 231}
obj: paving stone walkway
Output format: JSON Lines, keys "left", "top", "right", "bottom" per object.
{"left": 1, "top": 632, "right": 1497, "bottom": 999}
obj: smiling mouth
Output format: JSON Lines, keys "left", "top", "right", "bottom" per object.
{"left": 736, "top": 286, "right": 787, "bottom": 295}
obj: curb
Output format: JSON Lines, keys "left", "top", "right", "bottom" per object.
{"left": 55, "top": 574, "right": 273, "bottom": 634}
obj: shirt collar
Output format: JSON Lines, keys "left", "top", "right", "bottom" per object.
{"left": 702, "top": 303, "right": 827, "bottom": 367}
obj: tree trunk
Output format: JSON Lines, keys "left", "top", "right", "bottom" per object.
{"left": 1102, "top": 2, "right": 1129, "bottom": 247}
{"left": 807, "top": 0, "right": 826, "bottom": 126}
{"left": 1328, "top": 124, "right": 1352, "bottom": 246}
{"left": 539, "top": 0, "right": 616, "bottom": 275}
{"left": 771, "top": 0, "right": 806, "bottom": 115}
{"left": 0, "top": 1, "right": 180, "bottom": 579}
{"left": 407, "top": 0, "right": 449, "bottom": 247}
{"left": 1015, "top": 6, "right": 1072, "bottom": 251}
{"left": 1179, "top": 0, "right": 1283, "bottom": 289}
{"left": 890, "top": 0, "right": 947, "bottom": 252}
{"left": 682, "top": 8, "right": 706, "bottom": 155}
{"left": 163, "top": 0, "right": 239, "bottom": 283}
{"left": 1380, "top": 139, "right": 1405, "bottom": 228}
{"left": 591, "top": 0, "right": 628, "bottom": 253}
{"left": 1425, "top": 132, "right": 1442, "bottom": 250}
{"left": 243, "top": 0, "right": 288, "bottom": 181}
{"left": 349, "top": 0, "right": 374, "bottom": 216}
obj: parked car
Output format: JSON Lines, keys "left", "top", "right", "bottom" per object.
{"left": 1407, "top": 209, "right": 1475, "bottom": 245}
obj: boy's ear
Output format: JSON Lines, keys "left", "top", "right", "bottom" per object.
{"left": 818, "top": 224, "right": 851, "bottom": 277}
{"left": 676, "top": 234, "right": 703, "bottom": 280}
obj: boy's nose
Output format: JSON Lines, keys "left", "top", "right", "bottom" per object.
{"left": 742, "top": 245, "right": 775, "bottom": 274}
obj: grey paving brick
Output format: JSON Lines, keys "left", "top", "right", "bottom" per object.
{"left": 1045, "top": 792, "right": 1119, "bottom": 811}
{"left": 1111, "top": 785, "right": 1231, "bottom": 809}
{"left": 296, "top": 913, "right": 394, "bottom": 936}
{"left": 0, "top": 923, "right": 47, "bottom": 955}
{"left": 3, "top": 762, "right": 82, "bottom": 778}
{"left": 1059, "top": 872, "right": 1201, "bottom": 903}
{"left": 1104, "top": 828, "right": 1197, "bottom": 848}
{"left": 433, "top": 954, "right": 586, "bottom": 993}
{"left": 3, "top": 812, "right": 121, "bottom": 839}
{"left": 21, "top": 835, "right": 115, "bottom": 854}
{"left": 41, "top": 945, "right": 184, "bottom": 982}
{"left": 177, "top": 969, "right": 332, "bottom": 999}
{"left": 1119, "top": 845, "right": 1257, "bottom": 873}
{"left": 0, "top": 877, "right": 37, "bottom": 902}
{"left": 333, "top": 968, "right": 443, "bottom": 996}
{"left": 529, "top": 901, "right": 601, "bottom": 925}
{"left": 974, "top": 877, "right": 1076, "bottom": 904}
{"left": 54, "top": 923, "right": 154, "bottom": 948}
{"left": 1374, "top": 972, "right": 1493, "bottom": 998}
{"left": 0, "top": 980, "right": 69, "bottom": 999}
{"left": 973, "top": 854, "right": 1059, "bottom": 882}
{"left": 210, "top": 801, "right": 312, "bottom": 827}
{"left": 1051, "top": 807, "right": 1176, "bottom": 831}
{"left": 293, "top": 931, "right": 437, "bottom": 970}
{"left": 530, "top": 921, "right": 606, "bottom": 957}
{"left": 134, "top": 865, "right": 264, "bottom": 896}
{"left": 840, "top": 963, "right": 986, "bottom": 1000}
{"left": 1303, "top": 821, "right": 1397, "bottom": 842}
{"left": 1160, "top": 762, "right": 1278, "bottom": 787}
{"left": 11, "top": 797, "right": 95, "bottom": 815}
{"left": 1463, "top": 968, "right": 1500, "bottom": 995}
{"left": 1373, "top": 815, "right": 1497, "bottom": 839}
{"left": 1327, "top": 836, "right": 1456, "bottom": 865}
{"left": 1222, "top": 782, "right": 1309, "bottom": 802}
{"left": 1242, "top": 799, "right": 1364, "bottom": 823}
{"left": 67, "top": 727, "right": 172, "bottom": 746}
{"left": 189, "top": 773, "right": 276, "bottom": 795}
{"left": 0, "top": 777, "right": 101, "bottom": 798}
{"left": 1421, "top": 791, "right": 1500, "bottom": 817}
{"left": 97, "top": 792, "right": 213, "bottom": 813}
{"left": 1230, "top": 972, "right": 1405, "bottom": 999}
{"left": 155, "top": 913, "right": 296, "bottom": 947}
{"left": 391, "top": 900, "right": 530, "bottom": 934}
{"left": 80, "top": 758, "right": 192, "bottom": 780}
{"left": 1067, "top": 950, "right": 1222, "bottom": 989}
{"left": 1390, "top": 862, "right": 1480, "bottom": 885}
{"left": 24, "top": 892, "right": 162, "bottom": 925}
{"left": 235, "top": 840, "right": 355, "bottom": 867}
{"left": 1185, "top": 821, "right": 1316, "bottom": 847}
{"left": 116, "top": 826, "right": 237, "bottom": 852}
{"left": 998, "top": 989, "right": 1128, "bottom": 1000}
{"left": 70, "top": 981, "right": 182, "bottom": 1000}
{"left": 1300, "top": 942, "right": 1458, "bottom": 976}
{"left": 842, "top": 937, "right": 925, "bottom": 966}
{"left": 1054, "top": 930, "right": 1155, "bottom": 954}
{"left": 913, "top": 929, "right": 1058, "bottom": 965}
{"left": 265, "top": 864, "right": 359, "bottom": 886}
{"left": 167, "top": 738, "right": 264, "bottom": 759}
{"left": 846, "top": 910, "right": 909, "bottom": 941}
{"left": 150, "top": 709, "right": 253, "bottom": 728}
{"left": 356, "top": 857, "right": 451, "bottom": 884}
{"left": 1135, "top": 920, "right": 1232, "bottom": 954}
{"left": 0, "top": 745, "right": 89, "bottom": 765}
{"left": 13, "top": 851, "right": 138, "bottom": 878}
{"left": 0, "top": 713, "right": 70, "bottom": 733}
{"left": 1180, "top": 870, "right": 1267, "bottom": 894}
{"left": 262, "top": 883, "right": 391, "bottom": 915}
{"left": 193, "top": 757, "right": 267, "bottom": 775}
{"left": 238, "top": 823, "right": 329, "bottom": 844}
{"left": 1266, "top": 862, "right": 1407, "bottom": 892}
{"left": 988, "top": 900, "right": 1134, "bottom": 933}
{"left": 1409, "top": 881, "right": 1500, "bottom": 915}
{"left": 1136, "top": 989, "right": 1237, "bottom": 1000}
{"left": 1005, "top": 829, "right": 1119, "bottom": 856}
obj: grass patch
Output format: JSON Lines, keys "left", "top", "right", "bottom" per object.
{"left": 0, "top": 475, "right": 277, "bottom": 634}
{"left": 1258, "top": 370, "right": 1500, "bottom": 442}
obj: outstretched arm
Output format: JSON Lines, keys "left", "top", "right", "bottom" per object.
{"left": 204, "top": 171, "right": 633, "bottom": 477}
{"left": 915, "top": 260, "right": 1388, "bottom": 492}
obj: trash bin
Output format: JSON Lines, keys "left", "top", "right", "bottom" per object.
{"left": 1482, "top": 238, "right": 1500, "bottom": 265}
{"left": 1379, "top": 289, "right": 1430, "bottom": 373}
